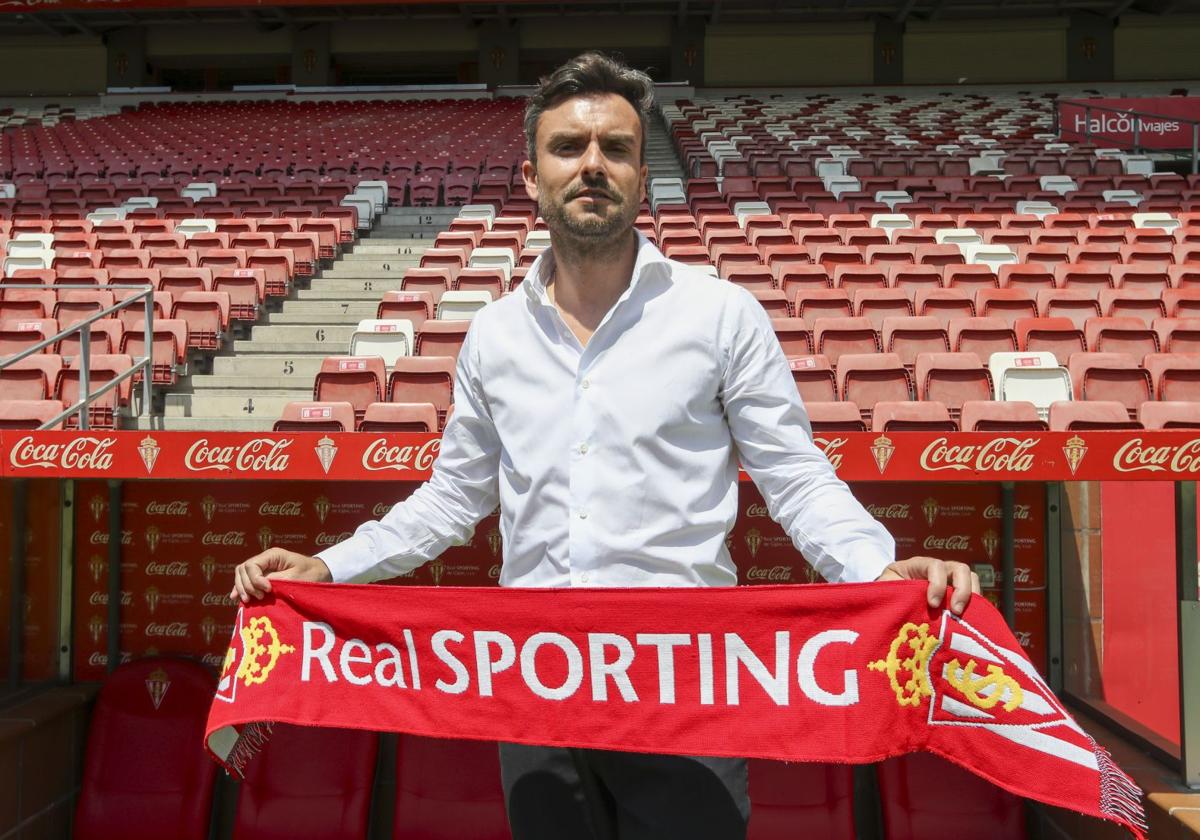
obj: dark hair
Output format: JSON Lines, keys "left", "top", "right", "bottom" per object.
{"left": 524, "top": 51, "right": 656, "bottom": 166}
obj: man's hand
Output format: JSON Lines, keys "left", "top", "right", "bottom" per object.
{"left": 230, "top": 547, "right": 333, "bottom": 603}
{"left": 874, "top": 556, "right": 982, "bottom": 616}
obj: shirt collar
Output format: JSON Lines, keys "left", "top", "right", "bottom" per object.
{"left": 523, "top": 228, "right": 671, "bottom": 307}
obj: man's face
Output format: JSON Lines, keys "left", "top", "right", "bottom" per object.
{"left": 523, "top": 92, "right": 648, "bottom": 248}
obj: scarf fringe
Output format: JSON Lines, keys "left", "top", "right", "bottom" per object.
{"left": 1092, "top": 738, "right": 1148, "bottom": 839}
{"left": 223, "top": 721, "right": 274, "bottom": 780}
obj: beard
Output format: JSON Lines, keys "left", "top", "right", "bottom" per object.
{"left": 538, "top": 179, "right": 639, "bottom": 258}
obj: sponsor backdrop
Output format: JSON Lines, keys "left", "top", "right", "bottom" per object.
{"left": 1058, "top": 97, "right": 1200, "bottom": 150}
{"left": 71, "top": 479, "right": 1047, "bottom": 681}
{"left": 0, "top": 479, "right": 62, "bottom": 682}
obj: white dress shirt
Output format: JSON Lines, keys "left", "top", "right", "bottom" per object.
{"left": 316, "top": 232, "right": 895, "bottom": 587}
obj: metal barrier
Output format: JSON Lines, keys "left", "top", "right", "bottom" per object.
{"left": 1055, "top": 98, "right": 1200, "bottom": 174}
{"left": 0, "top": 284, "right": 155, "bottom": 430}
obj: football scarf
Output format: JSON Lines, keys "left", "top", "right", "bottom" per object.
{"left": 204, "top": 579, "right": 1146, "bottom": 838}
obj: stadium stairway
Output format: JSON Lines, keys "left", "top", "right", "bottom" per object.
{"left": 132, "top": 207, "right": 458, "bottom": 430}
{"left": 646, "top": 110, "right": 686, "bottom": 184}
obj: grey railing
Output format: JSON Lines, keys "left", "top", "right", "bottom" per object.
{"left": 0, "top": 284, "right": 155, "bottom": 430}
{"left": 1056, "top": 98, "right": 1200, "bottom": 174}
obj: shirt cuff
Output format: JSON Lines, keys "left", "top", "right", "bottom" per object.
{"left": 840, "top": 548, "right": 895, "bottom": 584}
{"left": 314, "top": 534, "right": 375, "bottom": 584}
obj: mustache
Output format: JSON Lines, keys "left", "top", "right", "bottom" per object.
{"left": 564, "top": 184, "right": 620, "bottom": 202}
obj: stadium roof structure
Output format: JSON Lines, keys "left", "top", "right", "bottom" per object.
{"left": 0, "top": 0, "right": 1198, "bottom": 38}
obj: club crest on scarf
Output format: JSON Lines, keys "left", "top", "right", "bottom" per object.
{"left": 216, "top": 608, "right": 294, "bottom": 703}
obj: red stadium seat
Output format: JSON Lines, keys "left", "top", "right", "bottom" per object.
{"left": 273, "top": 401, "right": 357, "bottom": 432}
{"left": 54, "top": 353, "right": 134, "bottom": 429}
{"left": 805, "top": 401, "right": 867, "bottom": 432}
{"left": 0, "top": 316, "right": 57, "bottom": 357}
{"left": 313, "top": 356, "right": 386, "bottom": 427}
{"left": 854, "top": 289, "right": 913, "bottom": 330}
{"left": 360, "top": 402, "right": 440, "bottom": 432}
{"left": 960, "top": 400, "right": 1048, "bottom": 432}
{"left": 213, "top": 268, "right": 267, "bottom": 321}
{"left": 872, "top": 400, "right": 957, "bottom": 432}
{"left": 1036, "top": 289, "right": 1101, "bottom": 332}
{"left": 0, "top": 353, "right": 63, "bottom": 401}
{"left": 882, "top": 316, "right": 949, "bottom": 368}
{"left": 1050, "top": 400, "right": 1143, "bottom": 430}
{"left": 0, "top": 399, "right": 64, "bottom": 429}
{"left": 1054, "top": 263, "right": 1113, "bottom": 292}
{"left": 388, "top": 356, "right": 457, "bottom": 429}
{"left": 378, "top": 291, "right": 436, "bottom": 330}
{"left": 915, "top": 289, "right": 974, "bottom": 327}
{"left": 915, "top": 352, "right": 992, "bottom": 419}
{"left": 232, "top": 724, "right": 378, "bottom": 840}
{"left": 393, "top": 735, "right": 510, "bottom": 840}
{"left": 950, "top": 317, "right": 1018, "bottom": 359}
{"left": 1140, "top": 401, "right": 1200, "bottom": 429}
{"left": 889, "top": 264, "right": 943, "bottom": 291}
{"left": 771, "top": 318, "right": 811, "bottom": 358}
{"left": 794, "top": 289, "right": 852, "bottom": 322}
{"left": 171, "top": 291, "right": 231, "bottom": 350}
{"left": 833, "top": 265, "right": 888, "bottom": 294}
{"left": 120, "top": 319, "right": 188, "bottom": 386}
{"left": 416, "top": 320, "right": 470, "bottom": 362}
{"left": 1165, "top": 289, "right": 1200, "bottom": 318}
{"left": 1014, "top": 317, "right": 1085, "bottom": 365}
{"left": 813, "top": 317, "right": 880, "bottom": 368}
{"left": 836, "top": 353, "right": 911, "bottom": 420}
{"left": 55, "top": 318, "right": 123, "bottom": 360}
{"left": 1084, "top": 317, "right": 1159, "bottom": 357}
{"left": 788, "top": 355, "right": 837, "bottom": 403}
{"left": 974, "top": 289, "right": 1037, "bottom": 329}
{"left": 751, "top": 289, "right": 792, "bottom": 319}
{"left": 74, "top": 658, "right": 218, "bottom": 840}
{"left": 999, "top": 264, "right": 1055, "bottom": 292}
{"left": 1145, "top": 353, "right": 1200, "bottom": 402}
{"left": 747, "top": 760, "right": 854, "bottom": 840}
{"left": 1068, "top": 353, "right": 1151, "bottom": 416}
{"left": 876, "top": 754, "right": 1025, "bottom": 840}
{"left": 944, "top": 265, "right": 998, "bottom": 296}
{"left": 1153, "top": 318, "right": 1200, "bottom": 354}
{"left": 1099, "top": 288, "right": 1166, "bottom": 325}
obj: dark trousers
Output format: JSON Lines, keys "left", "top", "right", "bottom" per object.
{"left": 499, "top": 742, "right": 749, "bottom": 840}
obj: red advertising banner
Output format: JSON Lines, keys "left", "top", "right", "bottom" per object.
{"left": 8, "top": 429, "right": 1200, "bottom": 482}
{"left": 1058, "top": 97, "right": 1200, "bottom": 150}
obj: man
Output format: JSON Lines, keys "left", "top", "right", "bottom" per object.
{"left": 231, "top": 52, "right": 981, "bottom": 840}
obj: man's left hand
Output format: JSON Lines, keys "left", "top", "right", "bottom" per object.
{"left": 874, "top": 556, "right": 982, "bottom": 616}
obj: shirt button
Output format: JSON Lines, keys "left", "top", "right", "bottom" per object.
{"left": 579, "top": 510, "right": 588, "bottom": 520}
{"left": 578, "top": 443, "right": 589, "bottom": 454}
{"left": 581, "top": 379, "right": 590, "bottom": 389}
{"left": 580, "top": 572, "right": 590, "bottom": 584}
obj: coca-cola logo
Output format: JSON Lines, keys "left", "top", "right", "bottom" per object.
{"left": 983, "top": 504, "right": 1031, "bottom": 520}
{"left": 145, "top": 501, "right": 190, "bottom": 516}
{"left": 745, "top": 504, "right": 769, "bottom": 518}
{"left": 88, "top": 591, "right": 132, "bottom": 606}
{"left": 88, "top": 651, "right": 132, "bottom": 667}
{"left": 746, "top": 565, "right": 793, "bottom": 582}
{"left": 1013, "top": 631, "right": 1032, "bottom": 648}
{"left": 258, "top": 501, "right": 302, "bottom": 517}
{"left": 202, "top": 530, "right": 246, "bottom": 546}
{"left": 145, "top": 561, "right": 189, "bottom": 576}
{"left": 201, "top": 653, "right": 225, "bottom": 669}
{"left": 361, "top": 438, "right": 441, "bottom": 472}
{"left": 813, "top": 436, "right": 846, "bottom": 471}
{"left": 201, "top": 592, "right": 232, "bottom": 607}
{"left": 145, "top": 622, "right": 189, "bottom": 638}
{"left": 184, "top": 438, "right": 292, "bottom": 473}
{"left": 866, "top": 503, "right": 910, "bottom": 520}
{"left": 1113, "top": 438, "right": 1200, "bottom": 474}
{"left": 314, "top": 531, "right": 352, "bottom": 547}
{"left": 9, "top": 435, "right": 116, "bottom": 471}
{"left": 90, "top": 530, "right": 132, "bottom": 545}
{"left": 920, "top": 437, "right": 1038, "bottom": 473}
{"left": 373, "top": 503, "right": 394, "bottom": 517}
{"left": 488, "top": 563, "right": 501, "bottom": 579}
{"left": 923, "top": 535, "right": 972, "bottom": 551}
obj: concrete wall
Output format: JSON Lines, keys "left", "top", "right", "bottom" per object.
{"left": 705, "top": 22, "right": 874, "bottom": 86}
{"left": 0, "top": 36, "right": 105, "bottom": 95}
{"left": 904, "top": 18, "right": 1067, "bottom": 84}
{"left": 1114, "top": 14, "right": 1200, "bottom": 81}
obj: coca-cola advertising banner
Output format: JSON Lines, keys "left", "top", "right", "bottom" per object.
{"left": 71, "top": 478, "right": 1047, "bottom": 681}
{"left": 1058, "top": 97, "right": 1200, "bottom": 150}
{"left": 7, "top": 430, "right": 1200, "bottom": 481}
{"left": 0, "top": 479, "right": 62, "bottom": 682}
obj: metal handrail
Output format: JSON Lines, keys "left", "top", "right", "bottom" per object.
{"left": 0, "top": 283, "right": 155, "bottom": 430}
{"left": 1055, "top": 98, "right": 1200, "bottom": 174}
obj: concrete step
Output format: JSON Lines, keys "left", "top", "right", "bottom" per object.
{"left": 319, "top": 267, "right": 413, "bottom": 280}
{"left": 247, "top": 324, "right": 358, "bottom": 344}
{"left": 185, "top": 375, "right": 316, "bottom": 391}
{"left": 129, "top": 414, "right": 280, "bottom": 431}
{"left": 299, "top": 278, "right": 407, "bottom": 294}
{"left": 345, "top": 245, "right": 427, "bottom": 256}
{"left": 164, "top": 392, "right": 305, "bottom": 418}
{"left": 232, "top": 340, "right": 353, "bottom": 355}
{"left": 295, "top": 289, "right": 384, "bottom": 301}
{"left": 265, "top": 305, "right": 379, "bottom": 322}
{"left": 212, "top": 354, "right": 328, "bottom": 378}
{"left": 337, "top": 252, "right": 423, "bottom": 262}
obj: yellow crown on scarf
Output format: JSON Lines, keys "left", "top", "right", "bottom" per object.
{"left": 235, "top": 616, "right": 295, "bottom": 687}
{"left": 868, "top": 622, "right": 938, "bottom": 707}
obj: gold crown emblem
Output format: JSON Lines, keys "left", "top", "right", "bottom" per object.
{"left": 202, "top": 495, "right": 216, "bottom": 524}
{"left": 982, "top": 529, "right": 999, "bottom": 561}
{"left": 487, "top": 527, "right": 501, "bottom": 557}
{"left": 257, "top": 526, "right": 273, "bottom": 552}
{"left": 145, "top": 525, "right": 161, "bottom": 553}
{"left": 89, "top": 555, "right": 106, "bottom": 584}
{"left": 744, "top": 528, "right": 762, "bottom": 559}
{"left": 89, "top": 494, "right": 105, "bottom": 523}
{"left": 138, "top": 435, "right": 160, "bottom": 475}
{"left": 314, "top": 495, "right": 331, "bottom": 524}
{"left": 145, "top": 585, "right": 160, "bottom": 614}
{"left": 201, "top": 615, "right": 216, "bottom": 645}
{"left": 1062, "top": 434, "right": 1087, "bottom": 475}
{"left": 230, "top": 616, "right": 295, "bottom": 688}
{"left": 922, "top": 497, "right": 938, "bottom": 527}
{"left": 871, "top": 434, "right": 895, "bottom": 474}
{"left": 315, "top": 436, "right": 338, "bottom": 474}
{"left": 145, "top": 667, "right": 170, "bottom": 710}
{"left": 429, "top": 557, "right": 445, "bottom": 586}
{"left": 868, "top": 622, "right": 938, "bottom": 707}
{"left": 201, "top": 555, "right": 216, "bottom": 584}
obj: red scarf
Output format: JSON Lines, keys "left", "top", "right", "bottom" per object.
{"left": 205, "top": 579, "right": 1145, "bottom": 838}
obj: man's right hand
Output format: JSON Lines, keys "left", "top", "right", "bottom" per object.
{"left": 230, "top": 547, "right": 333, "bottom": 603}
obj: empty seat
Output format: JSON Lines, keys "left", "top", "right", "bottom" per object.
{"left": 854, "top": 289, "right": 912, "bottom": 330}
{"left": 273, "top": 401, "right": 357, "bottom": 433}
{"left": 988, "top": 351, "right": 1071, "bottom": 419}
{"left": 794, "top": 289, "right": 852, "bottom": 322}
{"left": 999, "top": 265, "right": 1055, "bottom": 292}
{"left": 0, "top": 399, "right": 64, "bottom": 430}
{"left": 975, "top": 289, "right": 1037, "bottom": 328}
{"left": 313, "top": 356, "right": 386, "bottom": 427}
{"left": 0, "top": 353, "right": 63, "bottom": 401}
{"left": 788, "top": 355, "right": 837, "bottom": 403}
{"left": 805, "top": 401, "right": 867, "bottom": 433}
{"left": 1055, "top": 263, "right": 1113, "bottom": 292}
{"left": 872, "top": 401, "right": 957, "bottom": 432}
{"left": 1145, "top": 353, "right": 1200, "bottom": 402}
{"left": 1084, "top": 316, "right": 1159, "bottom": 357}
{"left": 393, "top": 735, "right": 509, "bottom": 840}
{"left": 213, "top": 268, "right": 266, "bottom": 321}
{"left": 836, "top": 353, "right": 910, "bottom": 421}
{"left": 751, "top": 289, "right": 792, "bottom": 319}
{"left": 960, "top": 400, "right": 1048, "bottom": 432}
{"left": 1014, "top": 317, "right": 1085, "bottom": 366}
{"left": 881, "top": 316, "right": 948, "bottom": 368}
{"left": 120, "top": 319, "right": 187, "bottom": 386}
{"left": 350, "top": 319, "right": 415, "bottom": 366}
{"left": 437, "top": 290, "right": 492, "bottom": 320}
{"left": 55, "top": 353, "right": 134, "bottom": 429}
{"left": 915, "top": 352, "right": 992, "bottom": 419}
{"left": 812, "top": 317, "right": 880, "bottom": 368}
{"left": 233, "top": 724, "right": 378, "bottom": 840}
{"left": 378, "top": 291, "right": 435, "bottom": 330}
{"left": 360, "top": 402, "right": 440, "bottom": 432}
{"left": 876, "top": 754, "right": 1025, "bottom": 840}
{"left": 1069, "top": 352, "right": 1151, "bottom": 417}
{"left": 1139, "top": 401, "right": 1200, "bottom": 429}
{"left": 771, "top": 318, "right": 811, "bottom": 358}
{"left": 74, "top": 658, "right": 218, "bottom": 840}
{"left": 171, "top": 291, "right": 230, "bottom": 350}
{"left": 1049, "top": 400, "right": 1142, "bottom": 430}
{"left": 1165, "top": 289, "right": 1200, "bottom": 318}
{"left": 1153, "top": 318, "right": 1200, "bottom": 354}
{"left": 1036, "top": 289, "right": 1101, "bottom": 332}
{"left": 747, "top": 760, "right": 855, "bottom": 840}
{"left": 949, "top": 317, "right": 1017, "bottom": 359}
{"left": 388, "top": 356, "right": 456, "bottom": 429}
{"left": 415, "top": 320, "right": 470, "bottom": 362}
{"left": 1099, "top": 288, "right": 1166, "bottom": 325}
{"left": 915, "top": 289, "right": 974, "bottom": 327}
